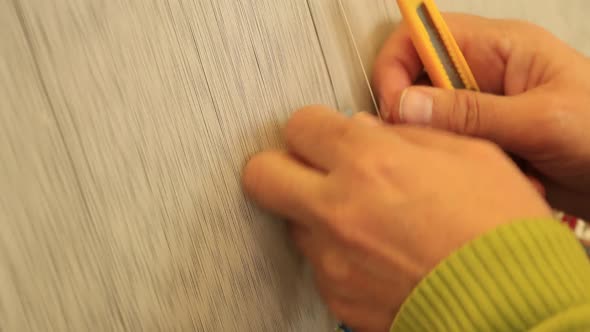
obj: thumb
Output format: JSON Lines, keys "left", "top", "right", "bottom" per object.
{"left": 384, "top": 86, "right": 540, "bottom": 148}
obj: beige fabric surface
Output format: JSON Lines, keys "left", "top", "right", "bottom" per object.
{"left": 1, "top": 0, "right": 589, "bottom": 331}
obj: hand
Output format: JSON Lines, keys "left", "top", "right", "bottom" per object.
{"left": 242, "top": 107, "right": 550, "bottom": 332}
{"left": 372, "top": 14, "right": 590, "bottom": 218}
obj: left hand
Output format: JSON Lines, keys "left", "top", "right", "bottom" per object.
{"left": 242, "top": 106, "right": 550, "bottom": 332}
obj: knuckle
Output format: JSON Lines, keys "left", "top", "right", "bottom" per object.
{"left": 315, "top": 201, "right": 365, "bottom": 247}
{"left": 346, "top": 148, "right": 398, "bottom": 181}
{"left": 448, "top": 90, "right": 482, "bottom": 135}
{"left": 318, "top": 204, "right": 355, "bottom": 235}
{"left": 306, "top": 201, "right": 334, "bottom": 227}
{"left": 334, "top": 219, "right": 362, "bottom": 247}
{"left": 334, "top": 213, "right": 373, "bottom": 253}
{"left": 285, "top": 105, "right": 332, "bottom": 139}
{"left": 313, "top": 203, "right": 341, "bottom": 228}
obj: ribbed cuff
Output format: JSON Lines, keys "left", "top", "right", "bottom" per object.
{"left": 390, "top": 219, "right": 590, "bottom": 332}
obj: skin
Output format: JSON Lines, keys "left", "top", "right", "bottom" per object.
{"left": 242, "top": 14, "right": 590, "bottom": 332}
{"left": 373, "top": 14, "right": 590, "bottom": 219}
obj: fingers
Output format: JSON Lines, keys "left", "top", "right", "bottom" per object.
{"left": 284, "top": 106, "right": 384, "bottom": 171}
{"left": 284, "top": 106, "right": 352, "bottom": 171}
{"left": 244, "top": 107, "right": 412, "bottom": 227}
{"left": 371, "top": 21, "right": 422, "bottom": 117}
{"left": 373, "top": 14, "right": 549, "bottom": 120}
{"left": 242, "top": 150, "right": 326, "bottom": 225}
{"left": 372, "top": 14, "right": 510, "bottom": 118}
{"left": 391, "top": 86, "right": 552, "bottom": 152}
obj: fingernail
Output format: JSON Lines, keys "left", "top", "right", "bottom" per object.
{"left": 399, "top": 88, "right": 433, "bottom": 125}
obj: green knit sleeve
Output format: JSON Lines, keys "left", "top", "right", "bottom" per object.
{"left": 390, "top": 219, "right": 590, "bottom": 332}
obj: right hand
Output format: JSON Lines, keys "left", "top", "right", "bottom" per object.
{"left": 372, "top": 14, "right": 590, "bottom": 218}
